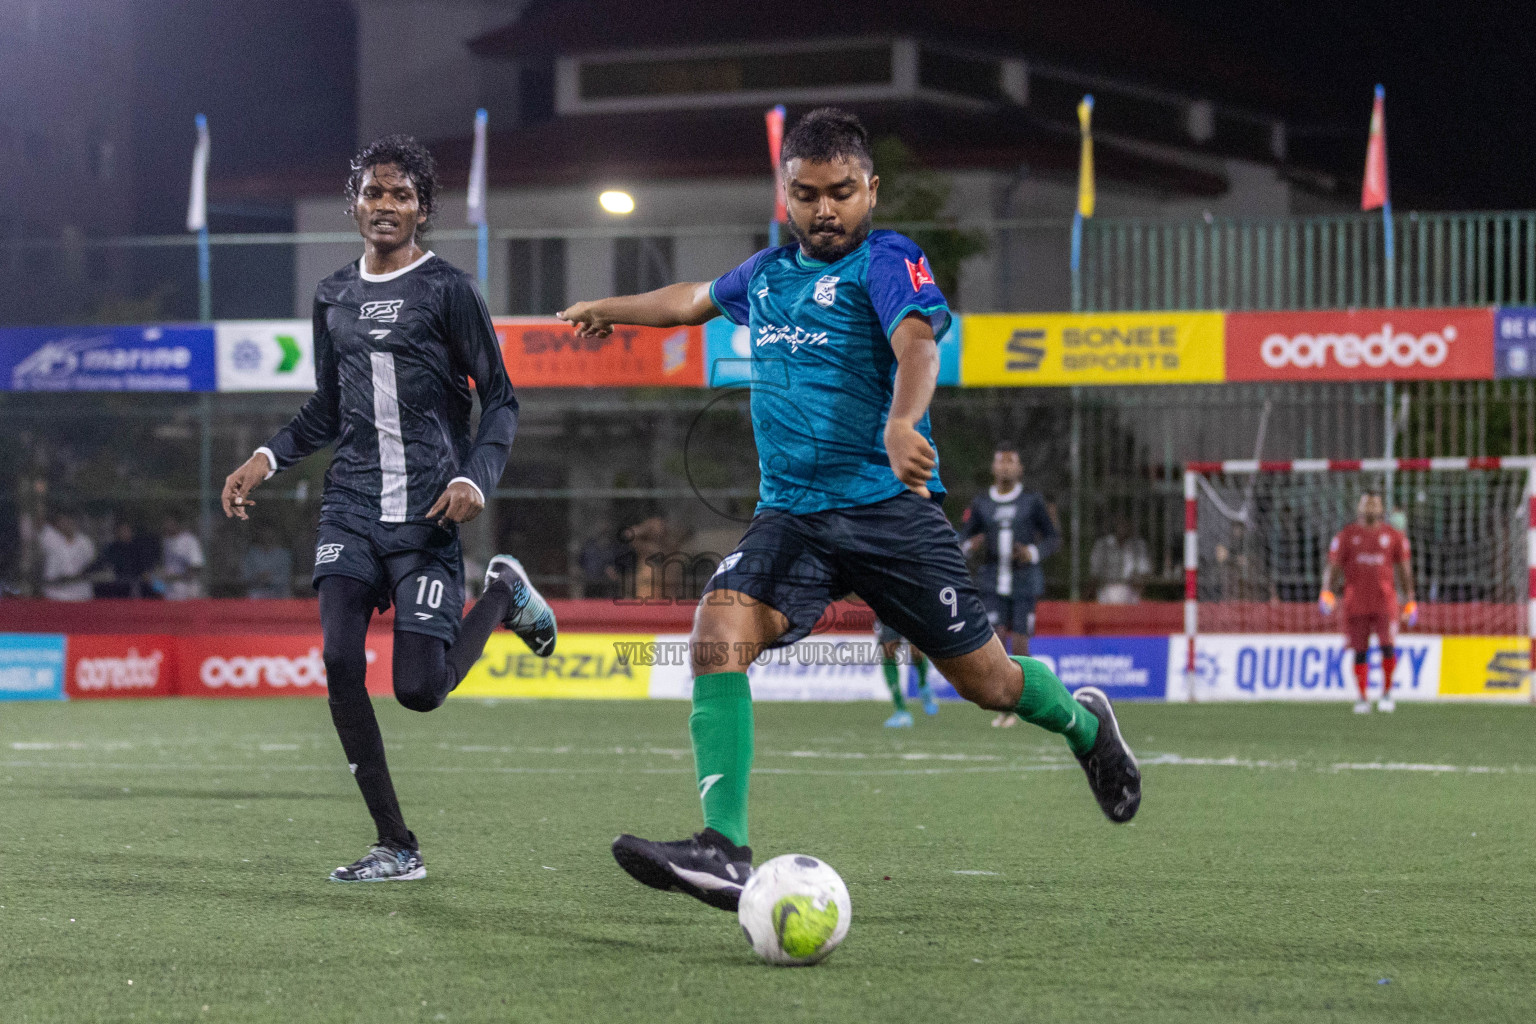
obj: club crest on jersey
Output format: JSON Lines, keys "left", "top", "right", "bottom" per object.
{"left": 315, "top": 543, "right": 344, "bottom": 565}
{"left": 905, "top": 256, "right": 936, "bottom": 291}
{"left": 359, "top": 299, "right": 403, "bottom": 322}
{"left": 813, "top": 275, "right": 839, "bottom": 307}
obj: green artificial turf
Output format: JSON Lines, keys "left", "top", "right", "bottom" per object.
{"left": 0, "top": 698, "right": 1532, "bottom": 1023}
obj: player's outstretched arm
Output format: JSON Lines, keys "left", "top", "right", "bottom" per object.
{"left": 885, "top": 313, "right": 940, "bottom": 498}
{"left": 558, "top": 282, "right": 716, "bottom": 337}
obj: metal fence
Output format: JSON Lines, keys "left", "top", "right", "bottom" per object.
{"left": 1077, "top": 210, "right": 1536, "bottom": 312}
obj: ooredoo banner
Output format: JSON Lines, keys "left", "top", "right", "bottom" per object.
{"left": 495, "top": 318, "right": 704, "bottom": 387}
{"left": 176, "top": 634, "right": 393, "bottom": 698}
{"left": 66, "top": 634, "right": 177, "bottom": 699}
{"left": 1225, "top": 308, "right": 1494, "bottom": 382}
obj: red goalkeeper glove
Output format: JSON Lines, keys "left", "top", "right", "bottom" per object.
{"left": 1318, "top": 590, "right": 1337, "bottom": 617}
{"left": 1402, "top": 600, "right": 1419, "bottom": 628}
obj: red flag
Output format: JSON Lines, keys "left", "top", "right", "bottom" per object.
{"left": 766, "top": 105, "right": 787, "bottom": 224}
{"left": 1361, "top": 85, "right": 1388, "bottom": 211}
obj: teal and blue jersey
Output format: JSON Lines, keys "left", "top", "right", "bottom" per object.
{"left": 709, "top": 230, "right": 952, "bottom": 515}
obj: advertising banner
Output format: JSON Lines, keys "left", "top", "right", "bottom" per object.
{"left": 704, "top": 316, "right": 961, "bottom": 387}
{"left": 1494, "top": 308, "right": 1536, "bottom": 378}
{"left": 453, "top": 632, "right": 651, "bottom": 699}
{"left": 176, "top": 634, "right": 393, "bottom": 698}
{"left": 1030, "top": 636, "right": 1169, "bottom": 701}
{"left": 1438, "top": 636, "right": 1531, "bottom": 699}
{"left": 0, "top": 634, "right": 67, "bottom": 701}
{"left": 495, "top": 318, "right": 704, "bottom": 387}
{"left": 215, "top": 320, "right": 315, "bottom": 391}
{"left": 66, "top": 634, "right": 177, "bottom": 699}
{"left": 1167, "top": 633, "right": 1441, "bottom": 701}
{"left": 961, "top": 312, "right": 1224, "bottom": 387}
{"left": 1225, "top": 308, "right": 1494, "bottom": 382}
{"left": 648, "top": 633, "right": 890, "bottom": 701}
{"left": 0, "top": 325, "right": 216, "bottom": 392}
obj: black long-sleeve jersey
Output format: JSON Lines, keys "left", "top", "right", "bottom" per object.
{"left": 260, "top": 252, "right": 519, "bottom": 523}
{"left": 961, "top": 486, "right": 1059, "bottom": 599}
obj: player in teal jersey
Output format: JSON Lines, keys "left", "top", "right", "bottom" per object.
{"left": 560, "top": 109, "right": 1141, "bottom": 912}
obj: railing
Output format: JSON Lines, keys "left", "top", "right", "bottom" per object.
{"left": 1077, "top": 211, "right": 1536, "bottom": 311}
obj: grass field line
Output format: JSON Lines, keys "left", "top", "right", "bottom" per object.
{"left": 3, "top": 752, "right": 1532, "bottom": 778}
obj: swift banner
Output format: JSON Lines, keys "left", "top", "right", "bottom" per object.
{"left": 961, "top": 312, "right": 1224, "bottom": 386}
{"left": 1226, "top": 308, "right": 1494, "bottom": 382}
{"left": 495, "top": 318, "right": 704, "bottom": 387}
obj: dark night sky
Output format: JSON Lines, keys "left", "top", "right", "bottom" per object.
{"left": 126, "top": 0, "right": 1536, "bottom": 224}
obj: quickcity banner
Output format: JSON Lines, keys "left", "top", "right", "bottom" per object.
{"left": 1167, "top": 633, "right": 1442, "bottom": 701}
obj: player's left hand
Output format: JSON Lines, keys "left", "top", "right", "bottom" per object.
{"left": 884, "top": 419, "right": 935, "bottom": 498}
{"left": 1014, "top": 542, "right": 1040, "bottom": 564}
{"left": 426, "top": 480, "right": 484, "bottom": 527}
{"left": 1402, "top": 600, "right": 1419, "bottom": 628}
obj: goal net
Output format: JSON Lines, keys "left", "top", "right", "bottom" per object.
{"left": 1182, "top": 457, "right": 1535, "bottom": 672}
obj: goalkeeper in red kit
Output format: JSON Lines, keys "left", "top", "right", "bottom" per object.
{"left": 1318, "top": 491, "right": 1416, "bottom": 714}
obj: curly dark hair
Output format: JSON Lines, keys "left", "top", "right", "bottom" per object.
{"left": 345, "top": 134, "right": 438, "bottom": 227}
{"left": 780, "top": 107, "right": 873, "bottom": 170}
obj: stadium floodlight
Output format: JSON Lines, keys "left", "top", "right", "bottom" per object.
{"left": 1182, "top": 456, "right": 1536, "bottom": 700}
{"left": 599, "top": 190, "right": 635, "bottom": 214}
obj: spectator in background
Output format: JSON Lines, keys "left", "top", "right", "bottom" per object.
{"left": 39, "top": 511, "right": 95, "bottom": 601}
{"left": 578, "top": 521, "right": 624, "bottom": 599}
{"left": 92, "top": 521, "right": 161, "bottom": 598}
{"left": 159, "top": 516, "right": 205, "bottom": 600}
{"left": 1090, "top": 515, "right": 1152, "bottom": 605}
{"left": 240, "top": 528, "right": 293, "bottom": 598}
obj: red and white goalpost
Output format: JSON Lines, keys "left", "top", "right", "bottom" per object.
{"left": 1182, "top": 457, "right": 1536, "bottom": 694}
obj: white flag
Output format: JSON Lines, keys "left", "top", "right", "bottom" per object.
{"left": 466, "top": 108, "right": 488, "bottom": 226}
{"left": 186, "top": 113, "right": 209, "bottom": 232}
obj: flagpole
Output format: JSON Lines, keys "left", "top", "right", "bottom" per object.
{"left": 470, "top": 108, "right": 489, "bottom": 293}
{"left": 1377, "top": 86, "right": 1395, "bottom": 309}
{"left": 192, "top": 114, "right": 211, "bottom": 323}
{"left": 766, "top": 105, "right": 786, "bottom": 247}
{"left": 1071, "top": 95, "right": 1094, "bottom": 313}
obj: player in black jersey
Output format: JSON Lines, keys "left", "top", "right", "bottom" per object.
{"left": 961, "top": 443, "right": 1059, "bottom": 727}
{"left": 220, "top": 136, "right": 557, "bottom": 881}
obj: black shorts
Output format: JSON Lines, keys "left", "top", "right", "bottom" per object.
{"left": 980, "top": 592, "right": 1037, "bottom": 637}
{"left": 703, "top": 491, "right": 994, "bottom": 660}
{"left": 312, "top": 511, "right": 465, "bottom": 644}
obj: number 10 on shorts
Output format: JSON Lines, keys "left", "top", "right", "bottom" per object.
{"left": 415, "top": 575, "right": 444, "bottom": 609}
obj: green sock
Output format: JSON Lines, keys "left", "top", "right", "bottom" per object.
{"left": 914, "top": 656, "right": 931, "bottom": 696}
{"left": 690, "top": 672, "right": 754, "bottom": 847}
{"left": 1011, "top": 656, "right": 1098, "bottom": 756}
{"left": 881, "top": 659, "right": 907, "bottom": 711}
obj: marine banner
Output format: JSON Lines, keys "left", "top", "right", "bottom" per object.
{"left": 960, "top": 312, "right": 1224, "bottom": 386}
{"left": 0, "top": 325, "right": 216, "bottom": 392}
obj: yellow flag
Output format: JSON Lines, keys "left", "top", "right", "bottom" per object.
{"left": 1077, "top": 95, "right": 1095, "bottom": 219}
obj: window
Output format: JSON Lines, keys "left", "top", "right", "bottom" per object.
{"left": 614, "top": 237, "right": 674, "bottom": 295}
{"left": 579, "top": 46, "right": 892, "bottom": 101}
{"left": 520, "top": 63, "right": 556, "bottom": 125}
{"left": 508, "top": 238, "right": 566, "bottom": 316}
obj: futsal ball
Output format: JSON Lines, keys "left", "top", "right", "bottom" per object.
{"left": 738, "top": 854, "right": 852, "bottom": 966}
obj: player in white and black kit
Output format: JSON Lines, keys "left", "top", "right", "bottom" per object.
{"left": 221, "top": 137, "right": 557, "bottom": 882}
{"left": 961, "top": 443, "right": 1059, "bottom": 727}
